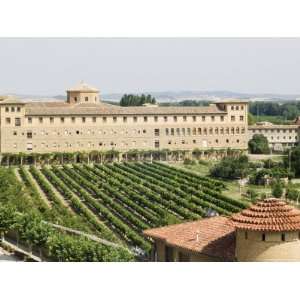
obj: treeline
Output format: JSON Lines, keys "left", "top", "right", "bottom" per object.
{"left": 120, "top": 94, "right": 156, "bottom": 106}
{"left": 249, "top": 101, "right": 300, "bottom": 120}
{"left": 160, "top": 100, "right": 211, "bottom": 107}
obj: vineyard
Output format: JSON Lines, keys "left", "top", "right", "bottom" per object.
{"left": 16, "top": 162, "right": 249, "bottom": 255}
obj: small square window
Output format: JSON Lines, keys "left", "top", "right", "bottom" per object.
{"left": 82, "top": 117, "right": 86, "bottom": 123}
{"left": 113, "top": 117, "right": 117, "bottom": 123}
{"left": 92, "top": 117, "right": 96, "bottom": 123}
{"left": 61, "top": 117, "right": 65, "bottom": 123}
{"left": 133, "top": 116, "right": 137, "bottom": 122}
{"left": 193, "top": 116, "right": 196, "bottom": 122}
{"left": 71, "top": 117, "right": 75, "bottom": 123}
{"left": 11, "top": 107, "right": 15, "bottom": 112}
{"left": 144, "top": 116, "right": 148, "bottom": 122}
{"left": 154, "top": 116, "right": 158, "bottom": 122}
{"left": 17, "top": 107, "right": 21, "bottom": 112}
{"left": 5, "top": 107, "right": 9, "bottom": 112}
{"left": 39, "top": 117, "right": 43, "bottom": 123}
{"left": 28, "top": 117, "right": 32, "bottom": 124}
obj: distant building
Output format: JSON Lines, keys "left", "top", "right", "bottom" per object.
{"left": 0, "top": 82, "right": 249, "bottom": 154}
{"left": 144, "top": 198, "right": 300, "bottom": 262}
{"left": 248, "top": 121, "right": 299, "bottom": 151}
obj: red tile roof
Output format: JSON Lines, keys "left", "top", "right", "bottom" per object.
{"left": 231, "top": 198, "right": 300, "bottom": 232}
{"left": 144, "top": 216, "right": 235, "bottom": 261}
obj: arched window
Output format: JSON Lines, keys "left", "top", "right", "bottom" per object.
{"left": 209, "top": 128, "right": 213, "bottom": 135}
{"left": 220, "top": 128, "right": 224, "bottom": 134}
{"left": 236, "top": 127, "right": 240, "bottom": 134}
{"left": 231, "top": 127, "right": 235, "bottom": 134}
{"left": 215, "top": 128, "right": 219, "bottom": 134}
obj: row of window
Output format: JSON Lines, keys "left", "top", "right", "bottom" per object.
{"left": 5, "top": 106, "right": 21, "bottom": 113}
{"left": 230, "top": 105, "right": 245, "bottom": 111}
{"left": 251, "top": 128, "right": 297, "bottom": 134}
{"left": 269, "top": 136, "right": 297, "bottom": 140}
{"left": 245, "top": 231, "right": 300, "bottom": 242}
{"left": 161, "top": 127, "right": 246, "bottom": 136}
{"left": 5, "top": 114, "right": 246, "bottom": 126}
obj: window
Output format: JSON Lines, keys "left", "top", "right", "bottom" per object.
{"left": 198, "top": 128, "right": 202, "bottom": 135}
{"left": 183, "top": 116, "right": 187, "bottom": 122}
{"left": 211, "top": 116, "right": 215, "bottom": 122}
{"left": 182, "top": 128, "right": 186, "bottom": 135}
{"left": 174, "top": 116, "right": 177, "bottom": 122}
{"left": 71, "top": 117, "right": 75, "bottom": 123}
{"left": 165, "top": 128, "right": 169, "bottom": 136}
{"left": 177, "top": 128, "right": 181, "bottom": 136}
{"left": 74, "top": 97, "right": 77, "bottom": 102}
{"left": 215, "top": 139, "right": 218, "bottom": 143}
{"left": 192, "top": 116, "right": 196, "bottom": 122}
{"left": 154, "top": 129, "right": 160, "bottom": 136}
{"left": 92, "top": 117, "right": 96, "bottom": 123}
{"left": 13, "top": 131, "right": 17, "bottom": 136}
{"left": 236, "top": 127, "right": 240, "bottom": 134}
{"left": 235, "top": 106, "right": 239, "bottom": 110}
{"left": 60, "top": 117, "right": 64, "bottom": 123}
{"left": 171, "top": 128, "right": 175, "bottom": 136}
{"left": 15, "top": 118, "right": 21, "bottom": 126}
{"left": 82, "top": 117, "right": 86, "bottom": 123}
{"left": 5, "top": 107, "right": 9, "bottom": 112}
{"left": 231, "top": 116, "right": 235, "bottom": 121}
{"left": 27, "top": 131, "right": 33, "bottom": 139}
{"left": 241, "top": 127, "right": 245, "bottom": 134}
{"left": 144, "top": 116, "right": 148, "bottom": 122}
{"left": 231, "top": 106, "right": 234, "bottom": 110}
{"left": 26, "top": 143, "right": 33, "bottom": 151}
{"left": 11, "top": 107, "right": 15, "bottom": 112}
{"left": 17, "top": 107, "right": 21, "bottom": 112}
{"left": 76, "top": 130, "right": 80, "bottom": 135}
{"left": 85, "top": 97, "right": 88, "bottom": 102}
{"left": 241, "top": 106, "right": 244, "bottom": 110}
{"left": 240, "top": 116, "right": 244, "bottom": 121}
{"left": 220, "top": 128, "right": 224, "bottom": 134}
{"left": 187, "top": 128, "right": 191, "bottom": 135}
{"left": 154, "top": 116, "right": 158, "bottom": 122}
{"left": 231, "top": 127, "right": 235, "bottom": 134}
{"left": 281, "top": 233, "right": 285, "bottom": 241}
{"left": 226, "top": 139, "right": 229, "bottom": 143}
{"left": 154, "top": 140, "right": 160, "bottom": 148}
{"left": 220, "top": 116, "right": 224, "bottom": 122}
{"left": 245, "top": 231, "right": 248, "bottom": 240}
{"left": 50, "top": 117, "right": 54, "bottom": 124}
{"left": 209, "top": 128, "right": 213, "bottom": 135}
{"left": 164, "top": 116, "right": 168, "bottom": 122}
{"left": 226, "top": 127, "right": 229, "bottom": 134}
{"left": 103, "top": 117, "right": 107, "bottom": 123}
{"left": 123, "top": 116, "right": 127, "bottom": 123}
{"left": 193, "top": 139, "right": 196, "bottom": 144}
{"left": 113, "top": 117, "right": 117, "bottom": 123}
{"left": 133, "top": 116, "right": 137, "bottom": 122}
{"left": 236, "top": 139, "right": 240, "bottom": 143}
{"left": 262, "top": 233, "right": 266, "bottom": 241}
{"left": 39, "top": 117, "right": 43, "bottom": 123}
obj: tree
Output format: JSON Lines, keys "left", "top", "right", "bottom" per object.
{"left": 0, "top": 204, "right": 17, "bottom": 240}
{"left": 283, "top": 146, "right": 300, "bottom": 177}
{"left": 210, "top": 155, "right": 250, "bottom": 180}
{"left": 120, "top": 94, "right": 156, "bottom": 106}
{"left": 272, "top": 180, "right": 283, "bottom": 198}
{"left": 248, "top": 134, "right": 270, "bottom": 154}
{"left": 248, "top": 113, "right": 256, "bottom": 125}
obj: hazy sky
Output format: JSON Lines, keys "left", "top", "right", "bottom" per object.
{"left": 1, "top": 38, "right": 300, "bottom": 95}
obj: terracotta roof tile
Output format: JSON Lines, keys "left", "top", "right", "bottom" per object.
{"left": 24, "top": 102, "right": 226, "bottom": 116}
{"left": 231, "top": 198, "right": 300, "bottom": 232}
{"left": 144, "top": 216, "right": 235, "bottom": 260}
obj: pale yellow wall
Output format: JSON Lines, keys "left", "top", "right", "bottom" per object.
{"left": 67, "top": 91, "right": 100, "bottom": 104}
{"left": 248, "top": 126, "right": 299, "bottom": 150}
{"left": 0, "top": 101, "right": 248, "bottom": 154}
{"left": 236, "top": 229, "right": 300, "bottom": 262}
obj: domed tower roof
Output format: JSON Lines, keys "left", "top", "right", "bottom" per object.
{"left": 67, "top": 81, "right": 99, "bottom": 92}
{"left": 231, "top": 198, "right": 300, "bottom": 232}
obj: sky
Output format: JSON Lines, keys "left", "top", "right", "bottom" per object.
{"left": 1, "top": 38, "right": 300, "bottom": 96}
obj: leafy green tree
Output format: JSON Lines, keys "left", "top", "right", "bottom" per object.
{"left": 120, "top": 94, "right": 156, "bottom": 106}
{"left": 210, "top": 155, "right": 250, "bottom": 180}
{"left": 248, "top": 134, "right": 270, "bottom": 154}
{"left": 284, "top": 146, "right": 300, "bottom": 177}
{"left": 248, "top": 113, "right": 256, "bottom": 125}
{"left": 272, "top": 180, "right": 283, "bottom": 198}
{"left": 0, "top": 204, "right": 17, "bottom": 239}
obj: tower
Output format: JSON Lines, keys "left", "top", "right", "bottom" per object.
{"left": 231, "top": 198, "right": 300, "bottom": 261}
{"left": 66, "top": 81, "right": 100, "bottom": 104}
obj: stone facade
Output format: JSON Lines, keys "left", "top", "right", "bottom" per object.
{"left": 248, "top": 122, "right": 299, "bottom": 151}
{"left": 0, "top": 82, "right": 248, "bottom": 154}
